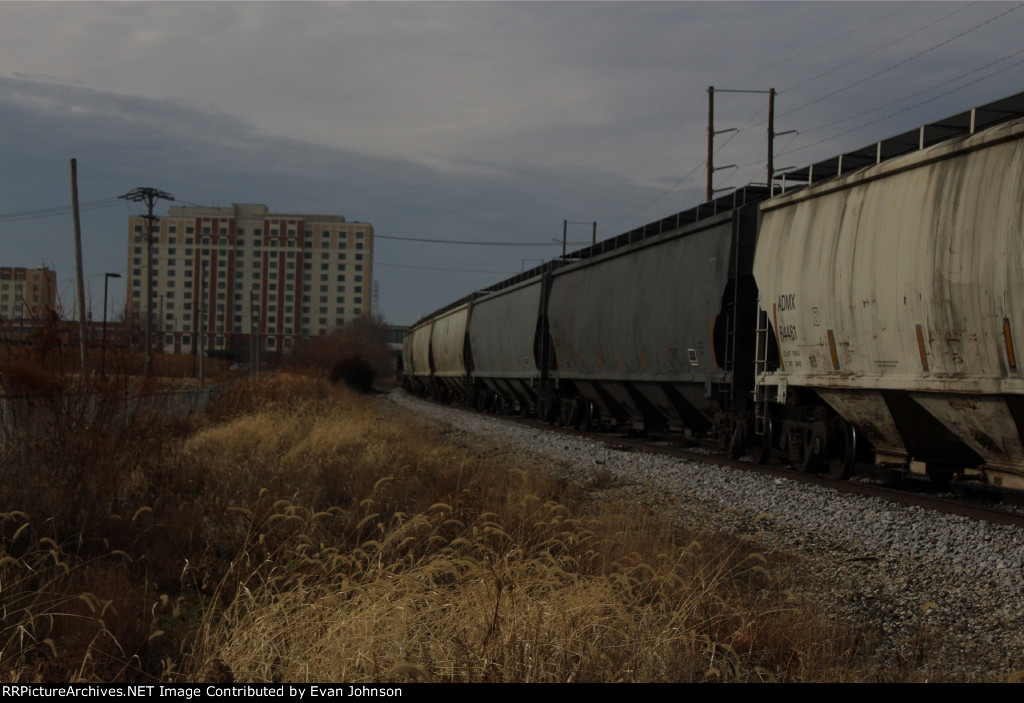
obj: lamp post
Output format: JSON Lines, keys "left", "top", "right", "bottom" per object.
{"left": 102, "top": 272, "right": 121, "bottom": 379}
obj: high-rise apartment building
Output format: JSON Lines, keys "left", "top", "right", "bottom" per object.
{"left": 0, "top": 267, "right": 57, "bottom": 321}
{"left": 127, "top": 203, "right": 373, "bottom": 356}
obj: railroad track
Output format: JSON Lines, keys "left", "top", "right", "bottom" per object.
{"left": 502, "top": 412, "right": 1024, "bottom": 529}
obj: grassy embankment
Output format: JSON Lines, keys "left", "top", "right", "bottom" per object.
{"left": 0, "top": 372, "right": 946, "bottom": 682}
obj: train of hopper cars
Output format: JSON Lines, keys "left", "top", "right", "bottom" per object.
{"left": 403, "top": 90, "right": 1024, "bottom": 493}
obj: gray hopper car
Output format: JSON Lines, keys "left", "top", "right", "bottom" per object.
{"left": 405, "top": 185, "right": 770, "bottom": 451}
{"left": 404, "top": 90, "right": 1024, "bottom": 491}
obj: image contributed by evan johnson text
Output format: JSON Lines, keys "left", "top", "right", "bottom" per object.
{"left": 2, "top": 685, "right": 408, "bottom": 698}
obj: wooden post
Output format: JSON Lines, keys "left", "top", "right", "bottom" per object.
{"left": 70, "top": 159, "right": 88, "bottom": 374}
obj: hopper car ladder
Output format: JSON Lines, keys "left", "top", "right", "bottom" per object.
{"left": 752, "top": 307, "right": 771, "bottom": 435}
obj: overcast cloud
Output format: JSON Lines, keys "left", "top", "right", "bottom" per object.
{"left": 1, "top": 1, "right": 1023, "bottom": 324}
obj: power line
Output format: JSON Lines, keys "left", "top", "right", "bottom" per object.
{"left": 601, "top": 122, "right": 747, "bottom": 232}
{"left": 0, "top": 197, "right": 124, "bottom": 224}
{"left": 779, "top": 2, "right": 974, "bottom": 97}
{"left": 777, "top": 51, "right": 1024, "bottom": 162}
{"left": 376, "top": 234, "right": 586, "bottom": 246}
{"left": 779, "top": 3, "right": 1022, "bottom": 118}
{"left": 791, "top": 45, "right": 1024, "bottom": 141}
{"left": 722, "top": 3, "right": 920, "bottom": 90}
{"left": 376, "top": 261, "right": 518, "bottom": 275}
{"left": 586, "top": 4, "right": 953, "bottom": 228}
{"left": 614, "top": 3, "right": 1023, "bottom": 222}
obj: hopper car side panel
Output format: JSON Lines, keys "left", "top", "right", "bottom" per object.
{"left": 547, "top": 206, "right": 759, "bottom": 436}
{"left": 429, "top": 303, "right": 472, "bottom": 400}
{"left": 754, "top": 117, "right": 1024, "bottom": 488}
{"left": 407, "top": 320, "right": 434, "bottom": 395}
{"left": 467, "top": 277, "right": 546, "bottom": 412}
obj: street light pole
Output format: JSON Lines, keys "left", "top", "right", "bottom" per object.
{"left": 102, "top": 272, "right": 121, "bottom": 379}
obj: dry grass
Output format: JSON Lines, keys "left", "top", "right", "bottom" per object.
{"left": 0, "top": 368, "right": 961, "bottom": 682}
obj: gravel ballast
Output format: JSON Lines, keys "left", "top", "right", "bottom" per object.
{"left": 389, "top": 390, "right": 1024, "bottom": 681}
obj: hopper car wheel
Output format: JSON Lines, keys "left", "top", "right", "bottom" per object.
{"left": 827, "top": 417, "right": 857, "bottom": 480}
{"left": 796, "top": 427, "right": 824, "bottom": 474}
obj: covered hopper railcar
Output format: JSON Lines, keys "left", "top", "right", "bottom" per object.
{"left": 403, "top": 89, "right": 1024, "bottom": 491}
{"left": 543, "top": 188, "right": 766, "bottom": 441}
{"left": 754, "top": 113, "right": 1024, "bottom": 491}
{"left": 403, "top": 186, "right": 772, "bottom": 448}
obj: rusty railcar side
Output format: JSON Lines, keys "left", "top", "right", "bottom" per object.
{"left": 754, "top": 116, "right": 1024, "bottom": 488}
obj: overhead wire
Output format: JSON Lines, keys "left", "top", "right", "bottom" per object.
{"left": 731, "top": 2, "right": 1013, "bottom": 148}
{"left": 0, "top": 197, "right": 124, "bottom": 224}
{"left": 777, "top": 51, "right": 1024, "bottom": 161}
{"left": 606, "top": 2, "right": 1024, "bottom": 227}
{"left": 779, "top": 3, "right": 1023, "bottom": 118}
{"left": 721, "top": 2, "right": 920, "bottom": 90}
{"left": 779, "top": 2, "right": 976, "bottom": 97}
{"left": 588, "top": 5, "right": 938, "bottom": 225}
{"left": 375, "top": 234, "right": 586, "bottom": 246}
{"left": 600, "top": 126, "right": 744, "bottom": 232}
{"left": 375, "top": 262, "right": 518, "bottom": 275}
{"left": 786, "top": 45, "right": 1024, "bottom": 142}
{"left": 592, "top": 6, "right": 964, "bottom": 227}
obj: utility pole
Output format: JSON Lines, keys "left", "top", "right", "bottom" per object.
{"left": 119, "top": 187, "right": 174, "bottom": 377}
{"left": 706, "top": 87, "right": 777, "bottom": 199}
{"left": 563, "top": 220, "right": 597, "bottom": 256}
{"left": 70, "top": 159, "right": 88, "bottom": 374}
{"left": 707, "top": 87, "right": 714, "bottom": 202}
{"left": 767, "top": 88, "right": 776, "bottom": 193}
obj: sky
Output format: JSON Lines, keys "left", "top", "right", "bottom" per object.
{"left": 2, "top": 1, "right": 1024, "bottom": 326}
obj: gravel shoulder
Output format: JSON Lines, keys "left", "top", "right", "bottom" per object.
{"left": 388, "top": 390, "right": 1024, "bottom": 682}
